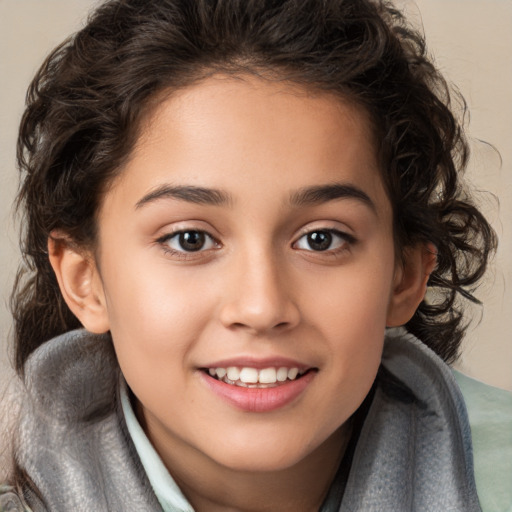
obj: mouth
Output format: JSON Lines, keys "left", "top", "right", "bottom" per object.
{"left": 199, "top": 362, "right": 317, "bottom": 412}
{"left": 201, "top": 366, "right": 314, "bottom": 388}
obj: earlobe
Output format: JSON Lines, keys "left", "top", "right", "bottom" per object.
{"left": 386, "top": 243, "right": 437, "bottom": 327}
{"left": 48, "top": 232, "right": 110, "bottom": 333}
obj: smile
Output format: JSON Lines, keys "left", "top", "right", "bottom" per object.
{"left": 206, "top": 366, "right": 306, "bottom": 388}
{"left": 200, "top": 363, "right": 317, "bottom": 412}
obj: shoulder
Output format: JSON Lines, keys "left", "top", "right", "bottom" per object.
{"left": 0, "top": 485, "right": 32, "bottom": 512}
{"left": 454, "top": 371, "right": 512, "bottom": 512}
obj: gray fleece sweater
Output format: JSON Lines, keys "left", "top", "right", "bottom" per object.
{"left": 1, "top": 329, "right": 481, "bottom": 511}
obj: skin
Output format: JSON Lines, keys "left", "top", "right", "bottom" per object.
{"left": 49, "top": 75, "right": 433, "bottom": 512}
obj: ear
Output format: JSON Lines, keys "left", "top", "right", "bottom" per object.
{"left": 48, "top": 231, "right": 110, "bottom": 333}
{"left": 386, "top": 243, "right": 437, "bottom": 327}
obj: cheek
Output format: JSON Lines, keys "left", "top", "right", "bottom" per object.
{"left": 99, "top": 250, "right": 217, "bottom": 384}
{"left": 103, "top": 248, "right": 205, "bottom": 327}
{"left": 303, "top": 250, "right": 395, "bottom": 393}
{"left": 305, "top": 253, "right": 395, "bottom": 338}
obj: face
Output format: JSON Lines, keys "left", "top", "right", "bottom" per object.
{"left": 92, "top": 76, "right": 402, "bottom": 474}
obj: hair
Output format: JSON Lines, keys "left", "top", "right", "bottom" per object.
{"left": 12, "top": 0, "right": 496, "bottom": 375}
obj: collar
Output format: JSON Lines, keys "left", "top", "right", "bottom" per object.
{"left": 120, "top": 380, "right": 194, "bottom": 512}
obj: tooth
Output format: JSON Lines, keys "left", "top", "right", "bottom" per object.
{"left": 287, "top": 368, "right": 299, "bottom": 380}
{"left": 277, "top": 367, "right": 288, "bottom": 382}
{"left": 215, "top": 368, "right": 227, "bottom": 378}
{"left": 208, "top": 368, "right": 216, "bottom": 376}
{"left": 258, "top": 368, "right": 277, "bottom": 384}
{"left": 227, "top": 367, "right": 240, "bottom": 381}
{"left": 239, "top": 367, "right": 258, "bottom": 384}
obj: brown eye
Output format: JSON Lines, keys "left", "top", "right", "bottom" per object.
{"left": 160, "top": 230, "right": 218, "bottom": 253}
{"left": 306, "top": 231, "right": 332, "bottom": 251}
{"left": 294, "top": 229, "right": 355, "bottom": 253}
{"left": 178, "top": 231, "right": 206, "bottom": 251}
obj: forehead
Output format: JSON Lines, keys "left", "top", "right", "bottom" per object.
{"left": 102, "top": 74, "right": 388, "bottom": 217}
{"left": 139, "top": 75, "right": 377, "bottom": 163}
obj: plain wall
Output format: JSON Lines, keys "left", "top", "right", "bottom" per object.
{"left": 1, "top": 0, "right": 511, "bottom": 390}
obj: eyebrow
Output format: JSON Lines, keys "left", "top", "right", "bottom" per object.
{"left": 135, "top": 182, "right": 375, "bottom": 212}
{"left": 289, "top": 183, "right": 376, "bottom": 212}
{"left": 135, "top": 185, "right": 232, "bottom": 209}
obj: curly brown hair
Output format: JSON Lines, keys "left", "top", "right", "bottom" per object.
{"left": 11, "top": 0, "right": 496, "bottom": 374}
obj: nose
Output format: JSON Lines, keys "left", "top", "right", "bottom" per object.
{"left": 219, "top": 248, "right": 301, "bottom": 335}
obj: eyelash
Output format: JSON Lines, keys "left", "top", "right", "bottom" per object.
{"left": 156, "top": 227, "right": 356, "bottom": 260}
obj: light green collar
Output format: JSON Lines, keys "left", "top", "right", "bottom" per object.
{"left": 120, "top": 380, "right": 195, "bottom": 512}
{"left": 453, "top": 370, "right": 512, "bottom": 512}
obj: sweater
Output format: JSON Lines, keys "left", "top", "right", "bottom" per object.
{"left": 1, "top": 328, "right": 481, "bottom": 511}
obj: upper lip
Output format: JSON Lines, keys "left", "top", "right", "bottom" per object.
{"left": 199, "top": 356, "right": 313, "bottom": 371}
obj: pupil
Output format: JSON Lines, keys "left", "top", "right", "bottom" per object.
{"left": 179, "top": 231, "right": 205, "bottom": 251}
{"left": 308, "top": 231, "right": 331, "bottom": 251}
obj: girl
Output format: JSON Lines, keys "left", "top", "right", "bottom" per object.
{"left": 1, "top": 0, "right": 498, "bottom": 510}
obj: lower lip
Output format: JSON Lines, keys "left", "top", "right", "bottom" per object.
{"left": 200, "top": 371, "right": 316, "bottom": 413}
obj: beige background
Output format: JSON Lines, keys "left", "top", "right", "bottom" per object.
{"left": 1, "top": 0, "right": 511, "bottom": 390}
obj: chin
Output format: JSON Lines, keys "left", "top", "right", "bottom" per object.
{"left": 204, "top": 433, "right": 320, "bottom": 474}
{"left": 216, "top": 451, "right": 306, "bottom": 474}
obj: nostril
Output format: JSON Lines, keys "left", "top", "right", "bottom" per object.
{"left": 228, "top": 321, "right": 290, "bottom": 331}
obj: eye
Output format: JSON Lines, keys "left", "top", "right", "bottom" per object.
{"left": 160, "top": 230, "right": 218, "bottom": 253}
{"left": 293, "top": 229, "right": 354, "bottom": 252}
